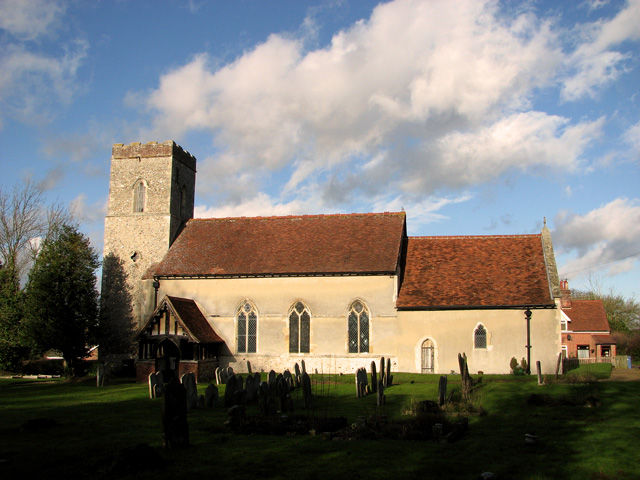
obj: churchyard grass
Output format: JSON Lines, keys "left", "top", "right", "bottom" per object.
{"left": 1, "top": 368, "right": 639, "bottom": 480}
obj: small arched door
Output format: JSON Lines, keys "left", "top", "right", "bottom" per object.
{"left": 421, "top": 339, "right": 435, "bottom": 373}
{"left": 156, "top": 339, "right": 181, "bottom": 381}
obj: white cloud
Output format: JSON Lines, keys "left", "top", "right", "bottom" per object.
{"left": 0, "top": 1, "right": 87, "bottom": 128}
{"left": 562, "top": 0, "right": 640, "bottom": 101}
{"left": 623, "top": 121, "right": 640, "bottom": 160}
{"left": 554, "top": 198, "right": 640, "bottom": 278}
{"left": 138, "top": 0, "right": 635, "bottom": 219}
{"left": 194, "top": 192, "right": 322, "bottom": 219}
{"left": 70, "top": 193, "right": 107, "bottom": 224}
{"left": 0, "top": 0, "right": 65, "bottom": 40}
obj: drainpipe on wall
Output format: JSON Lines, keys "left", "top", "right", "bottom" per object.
{"left": 153, "top": 277, "right": 160, "bottom": 309}
{"left": 525, "top": 308, "right": 532, "bottom": 374}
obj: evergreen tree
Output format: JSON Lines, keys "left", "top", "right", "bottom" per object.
{"left": 0, "top": 265, "right": 28, "bottom": 371}
{"left": 98, "top": 253, "right": 136, "bottom": 367}
{"left": 23, "top": 225, "right": 99, "bottom": 377}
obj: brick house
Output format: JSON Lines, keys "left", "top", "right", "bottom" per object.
{"left": 560, "top": 280, "right": 616, "bottom": 360}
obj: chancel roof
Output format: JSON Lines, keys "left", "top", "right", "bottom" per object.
{"left": 396, "top": 235, "right": 555, "bottom": 309}
{"left": 150, "top": 212, "right": 406, "bottom": 277}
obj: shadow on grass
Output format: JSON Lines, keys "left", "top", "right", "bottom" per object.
{"left": 1, "top": 373, "right": 639, "bottom": 480}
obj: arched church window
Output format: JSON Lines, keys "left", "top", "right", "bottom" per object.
{"left": 133, "top": 180, "right": 146, "bottom": 213}
{"left": 474, "top": 324, "right": 487, "bottom": 349}
{"left": 289, "top": 301, "right": 310, "bottom": 353}
{"left": 348, "top": 300, "right": 370, "bottom": 353}
{"left": 237, "top": 301, "right": 257, "bottom": 353}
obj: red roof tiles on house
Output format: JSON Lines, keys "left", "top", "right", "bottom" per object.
{"left": 396, "top": 235, "right": 554, "bottom": 309}
{"left": 563, "top": 299, "right": 611, "bottom": 332}
{"left": 150, "top": 212, "right": 406, "bottom": 277}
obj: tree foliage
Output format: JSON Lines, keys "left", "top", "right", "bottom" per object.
{"left": 23, "top": 225, "right": 99, "bottom": 376}
{"left": 0, "top": 180, "right": 71, "bottom": 281}
{"left": 98, "top": 253, "right": 137, "bottom": 362}
{"left": 573, "top": 288, "right": 640, "bottom": 333}
{"left": 0, "top": 266, "right": 28, "bottom": 371}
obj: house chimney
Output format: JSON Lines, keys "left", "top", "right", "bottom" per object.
{"left": 560, "top": 279, "right": 572, "bottom": 309}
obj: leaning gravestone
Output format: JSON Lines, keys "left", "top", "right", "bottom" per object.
{"left": 163, "top": 377, "right": 189, "bottom": 449}
{"left": 246, "top": 360, "right": 252, "bottom": 375}
{"left": 204, "top": 384, "right": 218, "bottom": 408}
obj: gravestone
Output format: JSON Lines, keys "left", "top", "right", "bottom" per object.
{"left": 224, "top": 374, "right": 238, "bottom": 407}
{"left": 215, "top": 367, "right": 222, "bottom": 385}
{"left": 283, "top": 370, "right": 294, "bottom": 390}
{"left": 294, "top": 363, "right": 301, "bottom": 388}
{"left": 277, "top": 376, "right": 293, "bottom": 413}
{"left": 258, "top": 381, "right": 270, "bottom": 416}
{"left": 181, "top": 372, "right": 199, "bottom": 411}
{"left": 370, "top": 361, "right": 377, "bottom": 393}
{"left": 380, "top": 357, "right": 385, "bottom": 389}
{"left": 149, "top": 372, "right": 158, "bottom": 399}
{"left": 301, "top": 359, "right": 306, "bottom": 373}
{"left": 97, "top": 364, "right": 105, "bottom": 387}
{"left": 162, "top": 377, "right": 189, "bottom": 449}
{"left": 355, "top": 367, "right": 368, "bottom": 398}
{"left": 155, "top": 371, "right": 165, "bottom": 398}
{"left": 204, "top": 384, "right": 218, "bottom": 408}
{"left": 536, "top": 361, "right": 544, "bottom": 385}
{"left": 236, "top": 375, "right": 244, "bottom": 392}
{"left": 377, "top": 379, "right": 385, "bottom": 406}
{"left": 245, "top": 374, "right": 257, "bottom": 402}
{"left": 385, "top": 357, "right": 392, "bottom": 387}
{"left": 438, "top": 375, "right": 447, "bottom": 407}
{"left": 302, "top": 371, "right": 312, "bottom": 409}
{"left": 246, "top": 360, "right": 252, "bottom": 374}
{"left": 268, "top": 370, "right": 277, "bottom": 393}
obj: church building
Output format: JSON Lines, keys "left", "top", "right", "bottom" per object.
{"left": 102, "top": 141, "right": 563, "bottom": 382}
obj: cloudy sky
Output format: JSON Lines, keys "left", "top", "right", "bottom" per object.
{"left": 1, "top": 0, "right": 639, "bottom": 299}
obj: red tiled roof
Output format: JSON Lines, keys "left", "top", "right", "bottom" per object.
{"left": 592, "top": 334, "right": 616, "bottom": 345}
{"left": 396, "top": 235, "right": 554, "bottom": 309}
{"left": 563, "top": 299, "right": 611, "bottom": 332}
{"left": 167, "top": 296, "right": 224, "bottom": 343}
{"left": 150, "top": 212, "right": 406, "bottom": 277}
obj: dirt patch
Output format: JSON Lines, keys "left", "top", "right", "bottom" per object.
{"left": 603, "top": 366, "right": 640, "bottom": 381}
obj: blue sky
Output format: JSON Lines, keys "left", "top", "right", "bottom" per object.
{"left": 1, "top": 0, "right": 639, "bottom": 300}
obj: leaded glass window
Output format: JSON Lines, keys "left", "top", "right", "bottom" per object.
{"left": 474, "top": 324, "right": 487, "bottom": 349}
{"left": 133, "top": 180, "right": 146, "bottom": 213}
{"left": 348, "top": 300, "right": 370, "bottom": 353}
{"left": 289, "top": 301, "right": 310, "bottom": 353}
{"left": 237, "top": 301, "right": 257, "bottom": 353}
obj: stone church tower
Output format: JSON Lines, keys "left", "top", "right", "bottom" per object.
{"left": 102, "top": 141, "right": 196, "bottom": 326}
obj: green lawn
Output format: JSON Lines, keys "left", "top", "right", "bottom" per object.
{"left": 1, "top": 368, "right": 638, "bottom": 480}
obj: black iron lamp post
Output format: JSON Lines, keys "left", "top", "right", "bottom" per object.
{"left": 525, "top": 308, "right": 532, "bottom": 374}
